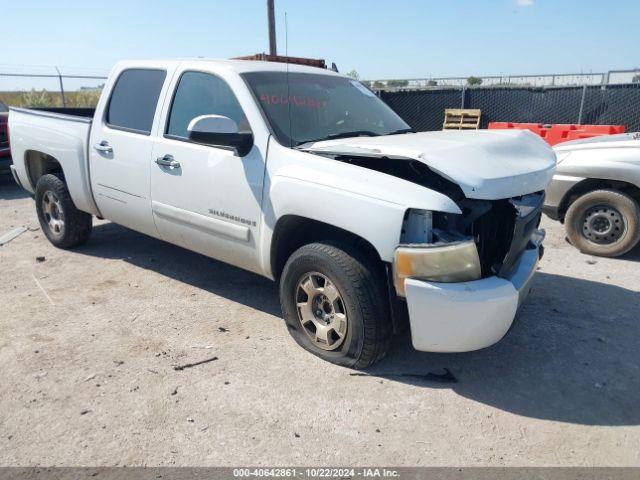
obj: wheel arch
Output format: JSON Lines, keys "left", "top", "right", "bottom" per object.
{"left": 24, "top": 150, "right": 64, "bottom": 190}
{"left": 558, "top": 178, "right": 640, "bottom": 221}
{"left": 22, "top": 148, "right": 100, "bottom": 217}
{"left": 270, "top": 215, "right": 385, "bottom": 281}
{"left": 270, "top": 215, "right": 409, "bottom": 335}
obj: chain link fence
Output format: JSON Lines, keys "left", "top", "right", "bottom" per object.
{"left": 0, "top": 66, "right": 107, "bottom": 108}
{"left": 2, "top": 65, "right": 640, "bottom": 133}
{"left": 379, "top": 83, "right": 640, "bottom": 132}
{"left": 368, "top": 69, "right": 640, "bottom": 89}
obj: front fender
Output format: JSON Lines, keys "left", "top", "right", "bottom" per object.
{"left": 556, "top": 149, "right": 640, "bottom": 189}
{"left": 261, "top": 165, "right": 461, "bottom": 274}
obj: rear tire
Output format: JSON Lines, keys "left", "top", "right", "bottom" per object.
{"left": 279, "top": 242, "right": 392, "bottom": 369}
{"left": 565, "top": 189, "right": 640, "bottom": 257}
{"left": 35, "top": 173, "right": 92, "bottom": 249}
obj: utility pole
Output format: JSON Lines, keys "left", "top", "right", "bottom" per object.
{"left": 267, "top": 0, "right": 277, "bottom": 55}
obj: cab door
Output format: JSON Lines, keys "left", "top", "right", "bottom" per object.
{"left": 89, "top": 67, "right": 170, "bottom": 237}
{"left": 150, "top": 69, "right": 266, "bottom": 273}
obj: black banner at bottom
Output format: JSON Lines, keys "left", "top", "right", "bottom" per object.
{"left": 0, "top": 468, "right": 638, "bottom": 480}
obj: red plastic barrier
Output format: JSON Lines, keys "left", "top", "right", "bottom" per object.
{"left": 488, "top": 122, "right": 625, "bottom": 146}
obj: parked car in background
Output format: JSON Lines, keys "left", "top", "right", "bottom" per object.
{"left": 544, "top": 133, "right": 640, "bottom": 257}
{"left": 0, "top": 101, "right": 11, "bottom": 173}
{"left": 9, "top": 58, "right": 554, "bottom": 368}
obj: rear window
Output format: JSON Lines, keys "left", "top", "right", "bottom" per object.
{"left": 106, "top": 69, "right": 166, "bottom": 134}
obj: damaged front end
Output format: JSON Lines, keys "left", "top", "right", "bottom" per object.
{"left": 393, "top": 191, "right": 545, "bottom": 297}
{"left": 304, "top": 149, "right": 547, "bottom": 299}
{"left": 301, "top": 139, "right": 552, "bottom": 351}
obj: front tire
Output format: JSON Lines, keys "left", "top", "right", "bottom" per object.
{"left": 35, "top": 173, "right": 93, "bottom": 249}
{"left": 279, "top": 242, "right": 392, "bottom": 369}
{"left": 565, "top": 189, "right": 640, "bottom": 257}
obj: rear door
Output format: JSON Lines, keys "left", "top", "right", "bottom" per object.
{"left": 89, "top": 66, "right": 172, "bottom": 237}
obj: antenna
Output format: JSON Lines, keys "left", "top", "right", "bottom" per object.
{"left": 285, "top": 12, "right": 293, "bottom": 148}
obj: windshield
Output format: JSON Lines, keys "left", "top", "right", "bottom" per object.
{"left": 0, "top": 102, "right": 7, "bottom": 113}
{"left": 242, "top": 71, "right": 411, "bottom": 147}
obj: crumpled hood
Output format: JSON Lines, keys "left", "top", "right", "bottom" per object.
{"left": 303, "top": 129, "right": 556, "bottom": 200}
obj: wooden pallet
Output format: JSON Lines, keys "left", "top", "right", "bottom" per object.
{"left": 443, "top": 109, "right": 481, "bottom": 130}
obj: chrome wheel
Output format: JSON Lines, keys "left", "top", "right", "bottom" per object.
{"left": 295, "top": 272, "right": 348, "bottom": 351}
{"left": 42, "top": 191, "right": 65, "bottom": 237}
{"left": 582, "top": 204, "right": 625, "bottom": 244}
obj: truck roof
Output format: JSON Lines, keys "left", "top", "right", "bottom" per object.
{"left": 114, "top": 58, "right": 343, "bottom": 77}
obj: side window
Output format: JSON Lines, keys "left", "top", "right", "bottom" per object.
{"left": 106, "top": 69, "right": 166, "bottom": 134}
{"left": 166, "top": 71, "right": 250, "bottom": 139}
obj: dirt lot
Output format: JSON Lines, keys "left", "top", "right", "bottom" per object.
{"left": 0, "top": 173, "right": 639, "bottom": 467}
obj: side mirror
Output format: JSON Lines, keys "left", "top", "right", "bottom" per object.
{"left": 187, "top": 114, "right": 253, "bottom": 156}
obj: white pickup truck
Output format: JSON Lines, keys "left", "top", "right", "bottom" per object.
{"left": 9, "top": 59, "right": 555, "bottom": 368}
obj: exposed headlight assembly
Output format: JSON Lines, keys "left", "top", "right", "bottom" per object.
{"left": 393, "top": 240, "right": 482, "bottom": 297}
{"left": 393, "top": 208, "right": 481, "bottom": 297}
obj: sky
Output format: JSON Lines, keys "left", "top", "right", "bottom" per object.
{"left": 2, "top": 0, "right": 639, "bottom": 84}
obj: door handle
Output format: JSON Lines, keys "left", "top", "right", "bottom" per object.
{"left": 93, "top": 141, "right": 113, "bottom": 154}
{"left": 155, "top": 154, "right": 181, "bottom": 169}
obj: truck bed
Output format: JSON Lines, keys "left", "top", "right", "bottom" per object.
{"left": 34, "top": 107, "right": 96, "bottom": 118}
{"left": 8, "top": 107, "right": 100, "bottom": 216}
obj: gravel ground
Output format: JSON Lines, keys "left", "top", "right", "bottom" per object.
{"left": 0, "top": 173, "right": 639, "bottom": 467}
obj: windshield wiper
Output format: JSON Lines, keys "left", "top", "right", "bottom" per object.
{"left": 388, "top": 128, "right": 415, "bottom": 135}
{"left": 294, "top": 130, "right": 380, "bottom": 148}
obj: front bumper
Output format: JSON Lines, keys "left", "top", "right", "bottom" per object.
{"left": 405, "top": 230, "right": 544, "bottom": 353}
